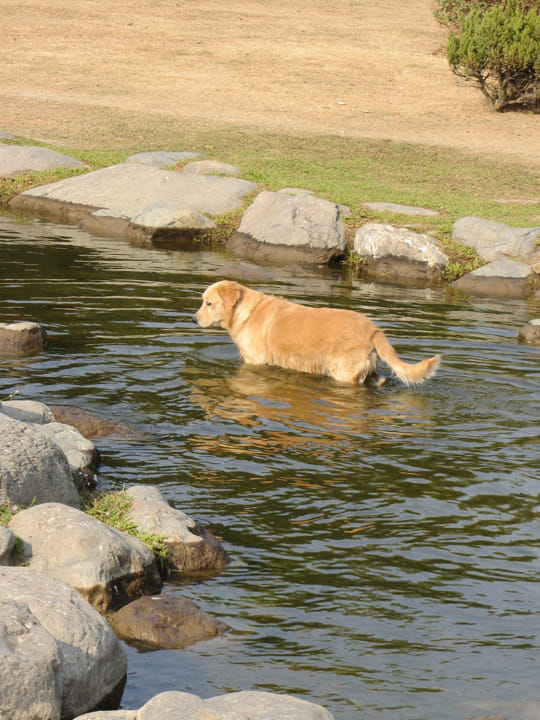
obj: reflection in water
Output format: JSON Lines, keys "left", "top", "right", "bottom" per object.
{"left": 0, "top": 217, "right": 539, "bottom": 720}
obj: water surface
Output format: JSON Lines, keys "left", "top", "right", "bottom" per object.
{"left": 1, "top": 216, "right": 539, "bottom": 720}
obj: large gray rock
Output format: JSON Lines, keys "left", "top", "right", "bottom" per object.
{"left": 452, "top": 216, "right": 539, "bottom": 262}
{"left": 0, "top": 597, "right": 62, "bottom": 720}
{"left": 0, "top": 414, "right": 80, "bottom": 508}
{"left": 451, "top": 260, "right": 534, "bottom": 298}
{"left": 32, "top": 420, "right": 100, "bottom": 474}
{"left": 74, "top": 690, "right": 335, "bottom": 720}
{"left": 1, "top": 567, "right": 127, "bottom": 718}
{"left": 228, "top": 189, "right": 346, "bottom": 265}
{"left": 0, "top": 144, "right": 86, "bottom": 178}
{"left": 0, "top": 320, "right": 47, "bottom": 354}
{"left": 9, "top": 163, "right": 257, "bottom": 246}
{"left": 8, "top": 503, "right": 161, "bottom": 611}
{"left": 126, "top": 485, "right": 229, "bottom": 572}
{"left": 0, "top": 398, "right": 55, "bottom": 424}
{"left": 354, "top": 222, "right": 449, "bottom": 283}
{"left": 108, "top": 594, "right": 231, "bottom": 650}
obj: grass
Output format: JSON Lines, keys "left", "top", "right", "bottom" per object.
{"left": 1, "top": 118, "right": 538, "bottom": 279}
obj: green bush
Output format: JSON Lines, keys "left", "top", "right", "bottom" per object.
{"left": 438, "top": 0, "right": 539, "bottom": 112}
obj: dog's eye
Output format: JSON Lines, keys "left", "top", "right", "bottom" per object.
{"left": 206, "top": 301, "right": 212, "bottom": 307}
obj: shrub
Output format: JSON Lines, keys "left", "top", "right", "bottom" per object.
{"left": 438, "top": 0, "right": 539, "bottom": 112}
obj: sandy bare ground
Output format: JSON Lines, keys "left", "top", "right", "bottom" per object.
{"left": 1, "top": 0, "right": 538, "bottom": 169}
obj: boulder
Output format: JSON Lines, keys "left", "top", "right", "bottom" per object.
{"left": 50, "top": 405, "right": 137, "bottom": 439}
{"left": 353, "top": 222, "right": 449, "bottom": 283}
{"left": 0, "top": 598, "right": 62, "bottom": 720}
{"left": 518, "top": 319, "right": 540, "bottom": 345}
{"left": 183, "top": 159, "right": 241, "bottom": 176}
{"left": 452, "top": 217, "right": 539, "bottom": 262}
{"left": 451, "top": 260, "right": 534, "bottom": 298}
{"left": 1, "top": 567, "right": 127, "bottom": 718}
{"left": 8, "top": 503, "right": 162, "bottom": 611}
{"left": 126, "top": 206, "right": 216, "bottom": 247}
{"left": 108, "top": 594, "right": 231, "bottom": 650}
{"left": 125, "top": 151, "right": 201, "bottom": 168}
{"left": 362, "top": 201, "right": 439, "bottom": 217}
{"left": 0, "top": 414, "right": 80, "bottom": 508}
{"left": 9, "top": 163, "right": 257, "bottom": 245}
{"left": 74, "top": 690, "right": 335, "bottom": 720}
{"left": 228, "top": 190, "right": 346, "bottom": 265}
{"left": 0, "top": 525, "right": 16, "bottom": 564}
{"left": 0, "top": 144, "right": 86, "bottom": 178}
{"left": 126, "top": 485, "right": 229, "bottom": 572}
{"left": 32, "top": 420, "right": 100, "bottom": 475}
{"left": 0, "top": 320, "right": 46, "bottom": 354}
{"left": 0, "top": 398, "right": 55, "bottom": 424}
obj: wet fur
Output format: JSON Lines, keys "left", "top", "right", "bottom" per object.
{"left": 194, "top": 280, "right": 440, "bottom": 386}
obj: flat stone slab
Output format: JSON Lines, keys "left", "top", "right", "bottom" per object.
{"left": 125, "top": 151, "right": 201, "bottom": 168}
{"left": 362, "top": 201, "right": 439, "bottom": 216}
{"left": 183, "top": 159, "right": 241, "bottom": 176}
{"left": 0, "top": 144, "right": 86, "bottom": 178}
{"left": 9, "top": 163, "right": 257, "bottom": 242}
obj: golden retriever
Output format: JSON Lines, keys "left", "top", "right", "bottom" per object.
{"left": 193, "top": 280, "right": 440, "bottom": 387}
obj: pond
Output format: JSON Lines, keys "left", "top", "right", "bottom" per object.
{"left": 1, "top": 215, "right": 539, "bottom": 720}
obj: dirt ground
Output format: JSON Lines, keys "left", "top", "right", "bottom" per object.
{"left": 1, "top": 0, "right": 538, "bottom": 169}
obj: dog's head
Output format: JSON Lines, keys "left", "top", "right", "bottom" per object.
{"left": 193, "top": 280, "right": 245, "bottom": 329}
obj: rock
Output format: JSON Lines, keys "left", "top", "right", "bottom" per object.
{"left": 0, "top": 597, "right": 62, "bottom": 720}
{"left": 0, "top": 131, "right": 15, "bottom": 140}
{"left": 74, "top": 690, "right": 335, "bottom": 720}
{"left": 183, "top": 159, "right": 241, "bottom": 176}
{"left": 228, "top": 190, "right": 346, "bottom": 265}
{"left": 362, "top": 201, "right": 439, "bottom": 216}
{"left": 0, "top": 526, "right": 16, "bottom": 565}
{"left": 108, "top": 594, "right": 231, "bottom": 650}
{"left": 125, "top": 151, "right": 201, "bottom": 168}
{"left": 9, "top": 163, "right": 257, "bottom": 244}
{"left": 0, "top": 398, "right": 55, "bottom": 424}
{"left": 277, "top": 188, "right": 351, "bottom": 217}
{"left": 451, "top": 260, "right": 534, "bottom": 298}
{"left": 220, "top": 262, "right": 275, "bottom": 282}
{"left": 1, "top": 567, "right": 127, "bottom": 718}
{"left": 353, "top": 222, "right": 449, "bottom": 283}
{"left": 126, "top": 485, "right": 229, "bottom": 572}
{"left": 126, "top": 206, "right": 216, "bottom": 247}
{"left": 0, "top": 144, "right": 86, "bottom": 178}
{"left": 32, "top": 420, "right": 100, "bottom": 474}
{"left": 50, "top": 405, "right": 137, "bottom": 439}
{"left": 518, "top": 319, "right": 540, "bottom": 345}
{"left": 452, "top": 216, "right": 539, "bottom": 262}
{"left": 0, "top": 414, "right": 80, "bottom": 508}
{"left": 8, "top": 503, "right": 162, "bottom": 611}
{"left": 0, "top": 320, "right": 46, "bottom": 354}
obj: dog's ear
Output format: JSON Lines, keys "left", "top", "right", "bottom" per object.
{"left": 217, "top": 281, "right": 245, "bottom": 326}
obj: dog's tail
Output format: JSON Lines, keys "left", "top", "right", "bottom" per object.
{"left": 373, "top": 330, "right": 440, "bottom": 386}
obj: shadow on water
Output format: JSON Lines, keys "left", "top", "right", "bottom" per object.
{"left": 1, "top": 216, "right": 539, "bottom": 720}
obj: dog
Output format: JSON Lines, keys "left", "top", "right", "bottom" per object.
{"left": 193, "top": 280, "right": 440, "bottom": 387}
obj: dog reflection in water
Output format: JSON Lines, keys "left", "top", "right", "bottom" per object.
{"left": 193, "top": 280, "right": 440, "bottom": 388}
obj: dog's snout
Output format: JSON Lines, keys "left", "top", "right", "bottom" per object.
{"left": 192, "top": 314, "right": 199, "bottom": 325}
